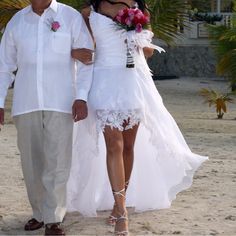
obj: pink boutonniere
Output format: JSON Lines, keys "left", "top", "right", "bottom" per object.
{"left": 51, "top": 21, "right": 60, "bottom": 32}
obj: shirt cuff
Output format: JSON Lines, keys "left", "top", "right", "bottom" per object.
{"left": 76, "top": 90, "right": 88, "bottom": 102}
{"left": 0, "top": 98, "right": 5, "bottom": 108}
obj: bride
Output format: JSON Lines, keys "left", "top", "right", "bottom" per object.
{"left": 67, "top": 0, "right": 208, "bottom": 235}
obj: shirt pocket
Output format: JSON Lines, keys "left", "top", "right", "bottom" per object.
{"left": 51, "top": 32, "right": 71, "bottom": 54}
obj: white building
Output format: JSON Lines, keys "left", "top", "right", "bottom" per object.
{"left": 177, "top": 0, "right": 234, "bottom": 46}
{"left": 150, "top": 0, "right": 234, "bottom": 78}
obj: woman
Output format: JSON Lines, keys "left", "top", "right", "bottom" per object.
{"left": 67, "top": 0, "right": 208, "bottom": 235}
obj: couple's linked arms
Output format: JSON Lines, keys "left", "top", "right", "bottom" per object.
{"left": 72, "top": 13, "right": 94, "bottom": 122}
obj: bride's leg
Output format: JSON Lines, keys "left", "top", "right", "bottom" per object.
{"left": 108, "top": 124, "right": 139, "bottom": 228}
{"left": 103, "top": 126, "right": 128, "bottom": 234}
{"left": 123, "top": 124, "right": 139, "bottom": 190}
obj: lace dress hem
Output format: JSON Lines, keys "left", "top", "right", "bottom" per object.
{"left": 96, "top": 109, "right": 143, "bottom": 132}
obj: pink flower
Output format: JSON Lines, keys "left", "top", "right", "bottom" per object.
{"left": 134, "top": 9, "right": 143, "bottom": 15}
{"left": 115, "top": 15, "right": 122, "bottom": 23}
{"left": 114, "top": 8, "right": 149, "bottom": 31}
{"left": 135, "top": 12, "right": 143, "bottom": 19}
{"left": 118, "top": 9, "right": 126, "bottom": 17}
{"left": 128, "top": 10, "right": 135, "bottom": 21}
{"left": 135, "top": 23, "right": 143, "bottom": 33}
{"left": 129, "top": 15, "right": 134, "bottom": 22}
{"left": 125, "top": 17, "right": 132, "bottom": 27}
{"left": 51, "top": 21, "right": 60, "bottom": 32}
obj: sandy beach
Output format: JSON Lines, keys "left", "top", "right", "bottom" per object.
{"left": 0, "top": 77, "right": 236, "bottom": 235}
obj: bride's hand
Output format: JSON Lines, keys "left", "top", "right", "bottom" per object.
{"left": 72, "top": 100, "right": 88, "bottom": 122}
{"left": 71, "top": 48, "right": 94, "bottom": 65}
{"left": 143, "top": 47, "right": 154, "bottom": 58}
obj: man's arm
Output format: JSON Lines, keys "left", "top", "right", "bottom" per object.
{"left": 0, "top": 25, "right": 17, "bottom": 127}
{"left": 71, "top": 13, "right": 94, "bottom": 122}
{"left": 71, "top": 7, "right": 94, "bottom": 65}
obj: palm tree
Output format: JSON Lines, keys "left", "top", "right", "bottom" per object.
{"left": 208, "top": 1, "right": 236, "bottom": 90}
{"left": 200, "top": 88, "right": 235, "bottom": 119}
{"left": 0, "top": 0, "right": 192, "bottom": 44}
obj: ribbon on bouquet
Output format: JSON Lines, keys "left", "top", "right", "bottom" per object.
{"left": 125, "top": 29, "right": 165, "bottom": 68}
{"left": 126, "top": 41, "right": 135, "bottom": 68}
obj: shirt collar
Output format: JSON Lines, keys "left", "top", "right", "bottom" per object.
{"left": 24, "top": 0, "right": 58, "bottom": 14}
{"left": 49, "top": 0, "right": 58, "bottom": 13}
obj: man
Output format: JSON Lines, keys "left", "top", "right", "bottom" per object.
{"left": 0, "top": 0, "right": 93, "bottom": 235}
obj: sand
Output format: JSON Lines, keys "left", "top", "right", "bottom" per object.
{"left": 0, "top": 77, "right": 236, "bottom": 235}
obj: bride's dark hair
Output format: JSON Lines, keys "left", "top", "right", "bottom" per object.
{"left": 89, "top": 0, "right": 146, "bottom": 12}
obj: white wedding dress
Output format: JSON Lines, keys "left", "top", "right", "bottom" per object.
{"left": 66, "top": 8, "right": 208, "bottom": 216}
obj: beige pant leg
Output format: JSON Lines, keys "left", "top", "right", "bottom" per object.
{"left": 41, "top": 111, "right": 73, "bottom": 224}
{"left": 14, "top": 111, "right": 73, "bottom": 224}
{"left": 14, "top": 112, "right": 44, "bottom": 222}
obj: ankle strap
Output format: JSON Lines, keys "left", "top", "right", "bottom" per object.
{"left": 116, "top": 212, "right": 128, "bottom": 222}
{"left": 112, "top": 188, "right": 126, "bottom": 198}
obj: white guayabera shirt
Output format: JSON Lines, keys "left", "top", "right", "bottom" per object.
{"left": 0, "top": 0, "right": 93, "bottom": 116}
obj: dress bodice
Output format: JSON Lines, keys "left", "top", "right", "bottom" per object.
{"left": 89, "top": 10, "right": 131, "bottom": 67}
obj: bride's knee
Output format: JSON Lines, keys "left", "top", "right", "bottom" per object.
{"left": 106, "top": 138, "right": 123, "bottom": 156}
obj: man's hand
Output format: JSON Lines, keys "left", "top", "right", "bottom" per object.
{"left": 71, "top": 48, "right": 94, "bottom": 65}
{"left": 72, "top": 100, "right": 88, "bottom": 122}
{"left": 0, "top": 108, "right": 4, "bottom": 131}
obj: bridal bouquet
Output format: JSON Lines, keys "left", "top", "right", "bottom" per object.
{"left": 114, "top": 8, "right": 150, "bottom": 33}
{"left": 114, "top": 8, "right": 150, "bottom": 68}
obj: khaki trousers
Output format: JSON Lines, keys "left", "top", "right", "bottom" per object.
{"left": 14, "top": 111, "right": 73, "bottom": 224}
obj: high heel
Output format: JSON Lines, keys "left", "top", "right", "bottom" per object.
{"left": 114, "top": 212, "right": 129, "bottom": 236}
{"left": 112, "top": 189, "right": 129, "bottom": 236}
{"left": 107, "top": 210, "right": 117, "bottom": 226}
{"left": 108, "top": 181, "right": 129, "bottom": 226}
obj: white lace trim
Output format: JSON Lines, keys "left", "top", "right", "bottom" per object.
{"left": 96, "top": 109, "right": 142, "bottom": 132}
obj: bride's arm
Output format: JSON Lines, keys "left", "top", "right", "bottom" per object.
{"left": 143, "top": 9, "right": 154, "bottom": 58}
{"left": 71, "top": 7, "right": 95, "bottom": 64}
{"left": 81, "top": 7, "right": 94, "bottom": 41}
{"left": 143, "top": 47, "right": 154, "bottom": 58}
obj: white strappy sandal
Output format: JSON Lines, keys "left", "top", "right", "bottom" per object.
{"left": 107, "top": 181, "right": 130, "bottom": 226}
{"left": 114, "top": 212, "right": 129, "bottom": 236}
{"left": 112, "top": 188, "right": 129, "bottom": 236}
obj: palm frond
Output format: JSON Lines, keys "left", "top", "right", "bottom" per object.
{"left": 217, "top": 49, "right": 236, "bottom": 84}
{"left": 208, "top": 14, "right": 236, "bottom": 86}
{"left": 0, "top": 0, "right": 30, "bottom": 29}
{"left": 199, "top": 88, "right": 235, "bottom": 118}
{"left": 146, "top": 0, "right": 190, "bottom": 44}
{"left": 0, "top": 0, "right": 196, "bottom": 44}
